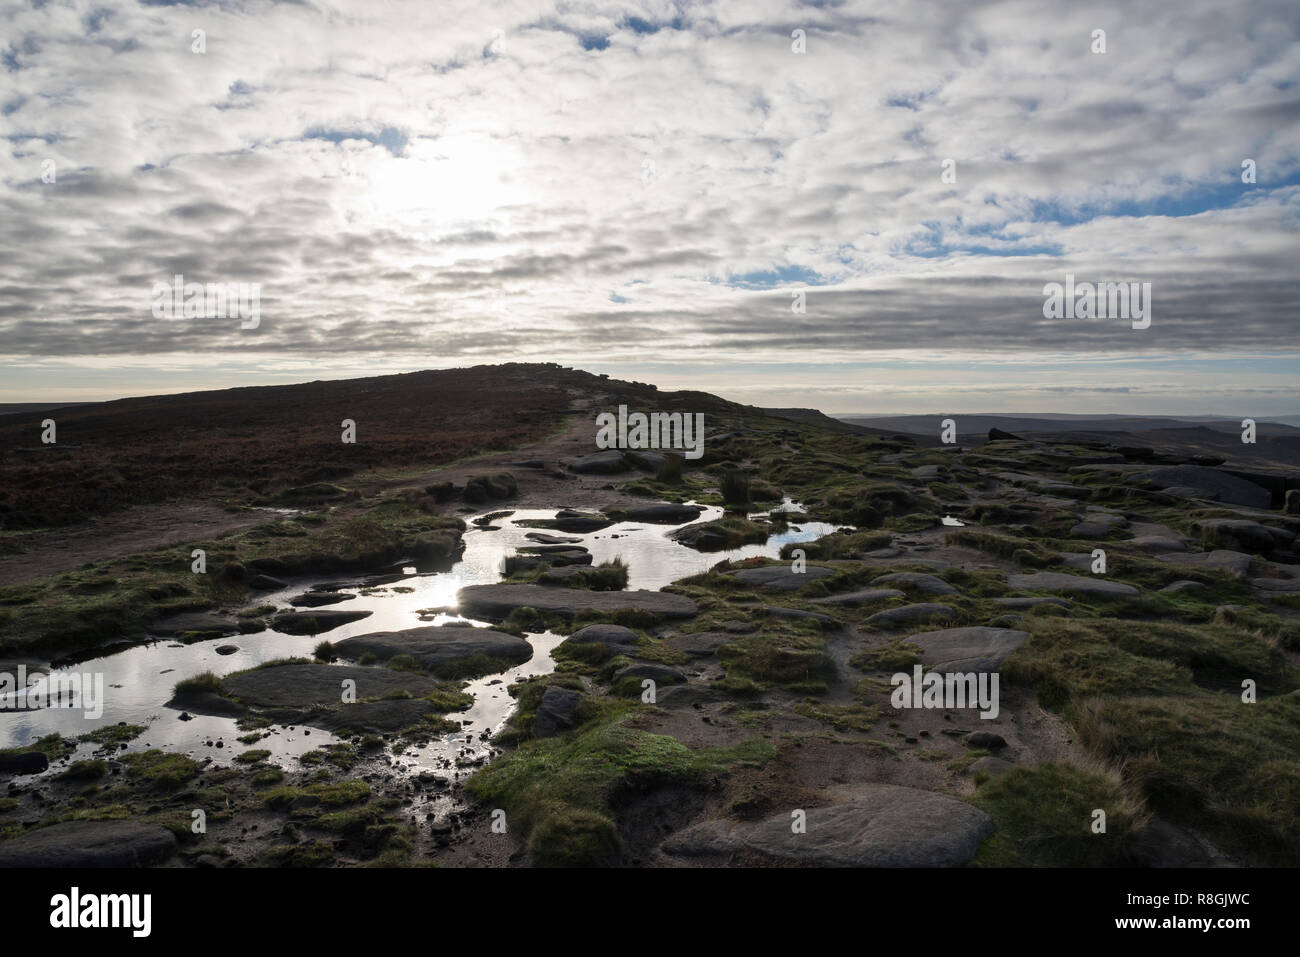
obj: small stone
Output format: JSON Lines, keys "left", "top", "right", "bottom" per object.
{"left": 966, "top": 731, "right": 1007, "bottom": 750}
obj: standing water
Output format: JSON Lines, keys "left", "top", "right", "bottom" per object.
{"left": 0, "top": 502, "right": 843, "bottom": 792}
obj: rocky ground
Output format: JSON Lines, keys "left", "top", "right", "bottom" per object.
{"left": 1, "top": 364, "right": 1297, "bottom": 868}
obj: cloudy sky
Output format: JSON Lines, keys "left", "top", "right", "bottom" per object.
{"left": 2, "top": 0, "right": 1298, "bottom": 415}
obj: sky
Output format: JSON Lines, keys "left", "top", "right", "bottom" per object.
{"left": 1, "top": 0, "right": 1298, "bottom": 415}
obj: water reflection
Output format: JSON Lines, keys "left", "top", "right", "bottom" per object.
{"left": 0, "top": 501, "right": 843, "bottom": 777}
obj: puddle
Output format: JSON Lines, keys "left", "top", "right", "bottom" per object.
{"left": 941, "top": 515, "right": 966, "bottom": 526}
{"left": 1, "top": 500, "right": 843, "bottom": 782}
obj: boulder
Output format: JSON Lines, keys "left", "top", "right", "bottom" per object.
{"left": 533, "top": 686, "right": 585, "bottom": 737}
{"left": 0, "top": 821, "right": 177, "bottom": 868}
{"left": 613, "top": 663, "right": 686, "bottom": 684}
{"left": 561, "top": 624, "right": 642, "bottom": 650}
{"left": 0, "top": 751, "right": 49, "bottom": 775}
{"left": 565, "top": 451, "right": 629, "bottom": 474}
{"left": 971, "top": 756, "right": 1015, "bottom": 777}
{"left": 624, "top": 450, "right": 668, "bottom": 472}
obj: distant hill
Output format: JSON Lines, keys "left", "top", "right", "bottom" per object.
{"left": 0, "top": 402, "right": 91, "bottom": 417}
{"left": 838, "top": 413, "right": 1300, "bottom": 437}
{"left": 836, "top": 413, "right": 1300, "bottom": 469}
{"left": 762, "top": 408, "right": 885, "bottom": 435}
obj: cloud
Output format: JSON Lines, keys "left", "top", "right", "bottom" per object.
{"left": 0, "top": 0, "right": 1296, "bottom": 407}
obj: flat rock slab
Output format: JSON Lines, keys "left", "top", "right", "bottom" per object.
{"left": 728, "top": 564, "right": 837, "bottom": 591}
{"left": 271, "top": 609, "right": 372, "bottom": 635}
{"left": 565, "top": 451, "right": 630, "bottom": 474}
{"left": 907, "top": 626, "right": 1029, "bottom": 672}
{"left": 1070, "top": 514, "right": 1128, "bottom": 537}
{"left": 515, "top": 547, "right": 592, "bottom": 566}
{"left": 457, "top": 584, "right": 697, "bottom": 620}
{"left": 667, "top": 632, "right": 732, "bottom": 657}
{"left": 619, "top": 503, "right": 705, "bottom": 524}
{"left": 740, "top": 785, "right": 994, "bottom": 867}
{"left": 1250, "top": 577, "right": 1300, "bottom": 593}
{"left": 539, "top": 566, "right": 585, "bottom": 583}
{"left": 994, "top": 596, "right": 1073, "bottom": 609}
{"left": 0, "top": 820, "right": 177, "bottom": 868}
{"left": 1137, "top": 466, "right": 1272, "bottom": 509}
{"left": 336, "top": 625, "right": 532, "bottom": 670}
{"left": 312, "top": 698, "right": 441, "bottom": 735}
{"left": 1153, "top": 550, "right": 1253, "bottom": 578}
{"left": 812, "top": 588, "right": 904, "bottom": 607}
{"left": 1159, "top": 580, "right": 1207, "bottom": 594}
{"left": 759, "top": 606, "right": 837, "bottom": 627}
{"left": 1193, "top": 518, "right": 1295, "bottom": 552}
{"left": 1006, "top": 572, "right": 1139, "bottom": 598}
{"left": 222, "top": 663, "right": 439, "bottom": 709}
{"left": 1126, "top": 536, "right": 1187, "bottom": 553}
{"left": 865, "top": 603, "right": 957, "bottom": 628}
{"left": 870, "top": 572, "right": 958, "bottom": 595}
{"left": 151, "top": 612, "right": 241, "bottom": 639}
{"left": 289, "top": 591, "right": 356, "bottom": 607}
{"left": 524, "top": 532, "right": 583, "bottom": 544}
